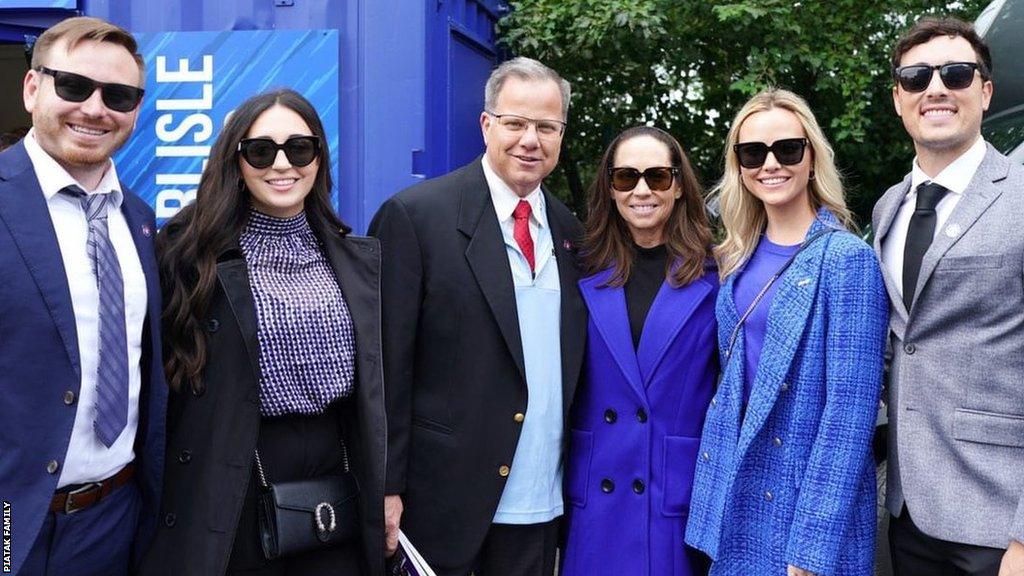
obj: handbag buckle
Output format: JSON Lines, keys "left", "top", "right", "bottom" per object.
{"left": 314, "top": 502, "right": 337, "bottom": 541}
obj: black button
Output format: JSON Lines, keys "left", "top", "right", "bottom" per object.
{"left": 600, "top": 478, "right": 614, "bottom": 493}
{"left": 191, "top": 385, "right": 205, "bottom": 397}
{"left": 632, "top": 479, "right": 645, "bottom": 494}
{"left": 178, "top": 449, "right": 192, "bottom": 464}
{"left": 604, "top": 409, "right": 617, "bottom": 424}
{"left": 205, "top": 318, "right": 220, "bottom": 333}
{"left": 63, "top": 390, "right": 76, "bottom": 405}
{"left": 904, "top": 343, "right": 915, "bottom": 355}
{"left": 164, "top": 513, "right": 177, "bottom": 527}
{"left": 636, "top": 408, "right": 648, "bottom": 423}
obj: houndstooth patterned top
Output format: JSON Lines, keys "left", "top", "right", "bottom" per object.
{"left": 239, "top": 209, "right": 356, "bottom": 417}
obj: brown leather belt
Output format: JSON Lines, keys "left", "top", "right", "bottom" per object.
{"left": 50, "top": 464, "right": 135, "bottom": 514}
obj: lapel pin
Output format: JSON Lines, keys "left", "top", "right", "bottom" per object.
{"left": 797, "top": 278, "right": 811, "bottom": 287}
{"left": 142, "top": 224, "right": 152, "bottom": 237}
{"left": 945, "top": 223, "right": 962, "bottom": 238}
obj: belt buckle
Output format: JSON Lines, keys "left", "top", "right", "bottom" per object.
{"left": 64, "top": 482, "right": 101, "bottom": 514}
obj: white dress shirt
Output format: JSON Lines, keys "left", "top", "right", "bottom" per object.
{"left": 880, "top": 136, "right": 987, "bottom": 299}
{"left": 24, "top": 129, "right": 147, "bottom": 487}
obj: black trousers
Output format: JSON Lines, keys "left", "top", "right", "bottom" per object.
{"left": 437, "top": 518, "right": 559, "bottom": 576}
{"left": 889, "top": 505, "right": 1004, "bottom": 576}
{"left": 227, "top": 406, "right": 363, "bottom": 576}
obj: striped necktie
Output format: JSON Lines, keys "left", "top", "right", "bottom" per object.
{"left": 62, "top": 185, "right": 128, "bottom": 448}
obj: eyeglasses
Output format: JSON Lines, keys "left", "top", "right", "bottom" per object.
{"left": 733, "top": 138, "right": 808, "bottom": 169}
{"left": 486, "top": 111, "right": 566, "bottom": 139}
{"left": 237, "top": 136, "right": 321, "bottom": 169}
{"left": 894, "top": 62, "right": 983, "bottom": 93}
{"left": 608, "top": 166, "right": 678, "bottom": 192}
{"left": 36, "top": 66, "right": 144, "bottom": 113}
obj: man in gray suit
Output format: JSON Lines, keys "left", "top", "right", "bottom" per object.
{"left": 873, "top": 16, "right": 1024, "bottom": 576}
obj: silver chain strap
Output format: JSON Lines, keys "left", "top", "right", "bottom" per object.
{"left": 253, "top": 434, "right": 351, "bottom": 489}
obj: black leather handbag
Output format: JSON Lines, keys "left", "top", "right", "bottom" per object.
{"left": 254, "top": 439, "right": 360, "bottom": 560}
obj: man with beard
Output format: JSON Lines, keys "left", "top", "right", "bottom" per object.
{"left": 0, "top": 16, "right": 166, "bottom": 576}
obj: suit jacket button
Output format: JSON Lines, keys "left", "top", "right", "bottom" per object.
{"left": 164, "top": 513, "right": 177, "bottom": 527}
{"left": 601, "top": 478, "right": 615, "bottom": 493}
{"left": 513, "top": 412, "right": 525, "bottom": 423}
{"left": 764, "top": 491, "right": 773, "bottom": 502}
{"left": 773, "top": 437, "right": 782, "bottom": 447}
{"left": 636, "top": 408, "right": 647, "bottom": 423}
{"left": 178, "top": 449, "right": 192, "bottom": 464}
{"left": 63, "top": 390, "right": 76, "bottom": 405}
{"left": 46, "top": 460, "right": 59, "bottom": 474}
{"left": 604, "top": 409, "right": 617, "bottom": 424}
{"left": 632, "top": 479, "right": 645, "bottom": 494}
{"left": 498, "top": 465, "right": 510, "bottom": 477}
{"left": 904, "top": 343, "right": 916, "bottom": 355}
{"left": 205, "top": 318, "right": 220, "bottom": 333}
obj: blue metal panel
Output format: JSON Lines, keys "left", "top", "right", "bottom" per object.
{"left": 0, "top": 1, "right": 76, "bottom": 8}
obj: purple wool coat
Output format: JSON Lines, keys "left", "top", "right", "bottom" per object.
{"left": 562, "top": 264, "right": 718, "bottom": 576}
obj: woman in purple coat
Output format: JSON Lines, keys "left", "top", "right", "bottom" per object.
{"left": 562, "top": 126, "right": 718, "bottom": 576}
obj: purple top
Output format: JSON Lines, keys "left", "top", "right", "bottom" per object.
{"left": 240, "top": 209, "right": 356, "bottom": 417}
{"left": 733, "top": 235, "right": 800, "bottom": 405}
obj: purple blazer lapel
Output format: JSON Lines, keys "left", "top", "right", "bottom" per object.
{"left": 579, "top": 269, "right": 643, "bottom": 394}
{"left": 636, "top": 271, "right": 714, "bottom": 386}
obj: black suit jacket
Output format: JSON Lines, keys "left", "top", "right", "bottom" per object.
{"left": 139, "top": 213, "right": 387, "bottom": 576}
{"left": 368, "top": 157, "right": 586, "bottom": 572}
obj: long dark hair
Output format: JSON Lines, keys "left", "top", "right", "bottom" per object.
{"left": 158, "top": 88, "right": 345, "bottom": 393}
{"left": 581, "top": 126, "right": 712, "bottom": 287}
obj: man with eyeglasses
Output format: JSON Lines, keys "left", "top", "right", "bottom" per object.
{"left": 369, "top": 57, "right": 586, "bottom": 576}
{"left": 872, "top": 16, "right": 1024, "bottom": 576}
{"left": 0, "top": 16, "right": 166, "bottom": 576}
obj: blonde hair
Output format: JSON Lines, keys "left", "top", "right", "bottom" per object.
{"left": 712, "top": 88, "right": 853, "bottom": 281}
{"left": 32, "top": 16, "right": 144, "bottom": 84}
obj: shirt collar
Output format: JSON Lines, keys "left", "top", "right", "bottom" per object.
{"left": 481, "top": 155, "right": 546, "bottom": 227}
{"left": 910, "top": 136, "right": 986, "bottom": 197}
{"left": 24, "top": 128, "right": 124, "bottom": 208}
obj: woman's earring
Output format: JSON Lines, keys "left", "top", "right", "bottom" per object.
{"left": 809, "top": 170, "right": 816, "bottom": 181}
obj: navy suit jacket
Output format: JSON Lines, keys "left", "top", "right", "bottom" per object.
{"left": 0, "top": 141, "right": 167, "bottom": 574}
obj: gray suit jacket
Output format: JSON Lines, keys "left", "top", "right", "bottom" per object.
{"left": 872, "top": 144, "right": 1024, "bottom": 549}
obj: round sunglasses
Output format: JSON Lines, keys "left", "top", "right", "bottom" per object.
{"left": 36, "top": 66, "right": 144, "bottom": 113}
{"left": 733, "top": 138, "right": 808, "bottom": 169}
{"left": 237, "top": 136, "right": 321, "bottom": 169}
{"left": 894, "top": 62, "right": 982, "bottom": 93}
{"left": 608, "top": 166, "right": 678, "bottom": 192}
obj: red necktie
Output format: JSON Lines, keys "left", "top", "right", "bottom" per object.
{"left": 512, "top": 200, "right": 535, "bottom": 273}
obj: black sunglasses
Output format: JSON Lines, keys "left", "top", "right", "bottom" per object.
{"left": 894, "top": 62, "right": 983, "bottom": 93}
{"left": 36, "top": 66, "right": 144, "bottom": 113}
{"left": 237, "top": 136, "right": 321, "bottom": 169}
{"left": 609, "top": 166, "right": 678, "bottom": 192}
{"left": 733, "top": 138, "right": 808, "bottom": 169}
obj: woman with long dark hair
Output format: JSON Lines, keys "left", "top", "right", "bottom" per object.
{"left": 140, "top": 88, "right": 385, "bottom": 575}
{"left": 562, "top": 126, "right": 717, "bottom": 576}
{"left": 684, "top": 89, "right": 887, "bottom": 575}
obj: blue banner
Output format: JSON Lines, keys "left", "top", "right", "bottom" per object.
{"left": 0, "top": 0, "right": 76, "bottom": 8}
{"left": 114, "top": 29, "right": 340, "bottom": 225}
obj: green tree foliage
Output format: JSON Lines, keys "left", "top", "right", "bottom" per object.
{"left": 499, "top": 0, "right": 988, "bottom": 223}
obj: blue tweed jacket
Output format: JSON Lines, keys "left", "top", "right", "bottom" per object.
{"left": 685, "top": 210, "right": 888, "bottom": 576}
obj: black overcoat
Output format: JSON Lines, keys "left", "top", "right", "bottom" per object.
{"left": 367, "top": 157, "right": 587, "bottom": 573}
{"left": 139, "top": 218, "right": 386, "bottom": 576}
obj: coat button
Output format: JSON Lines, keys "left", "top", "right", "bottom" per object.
{"left": 780, "top": 382, "right": 789, "bottom": 392}
{"left": 904, "top": 343, "right": 915, "bottom": 355}
{"left": 46, "top": 460, "right": 60, "bottom": 474}
{"left": 164, "top": 513, "right": 177, "bottom": 527}
{"left": 513, "top": 412, "right": 525, "bottom": 423}
{"left": 773, "top": 437, "right": 782, "bottom": 447}
{"left": 178, "top": 449, "right": 192, "bottom": 464}
{"left": 632, "top": 479, "right": 645, "bottom": 494}
{"left": 702, "top": 451, "right": 710, "bottom": 461}
{"left": 710, "top": 397, "right": 717, "bottom": 407}
{"left": 604, "top": 409, "right": 617, "bottom": 424}
{"left": 191, "top": 385, "right": 205, "bottom": 397}
{"left": 63, "top": 390, "right": 76, "bottom": 405}
{"left": 498, "top": 465, "right": 510, "bottom": 477}
{"left": 765, "top": 491, "right": 773, "bottom": 502}
{"left": 601, "top": 478, "right": 615, "bottom": 493}
{"left": 636, "top": 408, "right": 647, "bottom": 423}
{"left": 205, "top": 318, "right": 220, "bottom": 333}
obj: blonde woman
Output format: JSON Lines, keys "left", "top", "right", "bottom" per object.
{"left": 684, "top": 89, "right": 888, "bottom": 576}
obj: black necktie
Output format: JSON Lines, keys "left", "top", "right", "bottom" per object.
{"left": 902, "top": 181, "right": 948, "bottom": 311}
